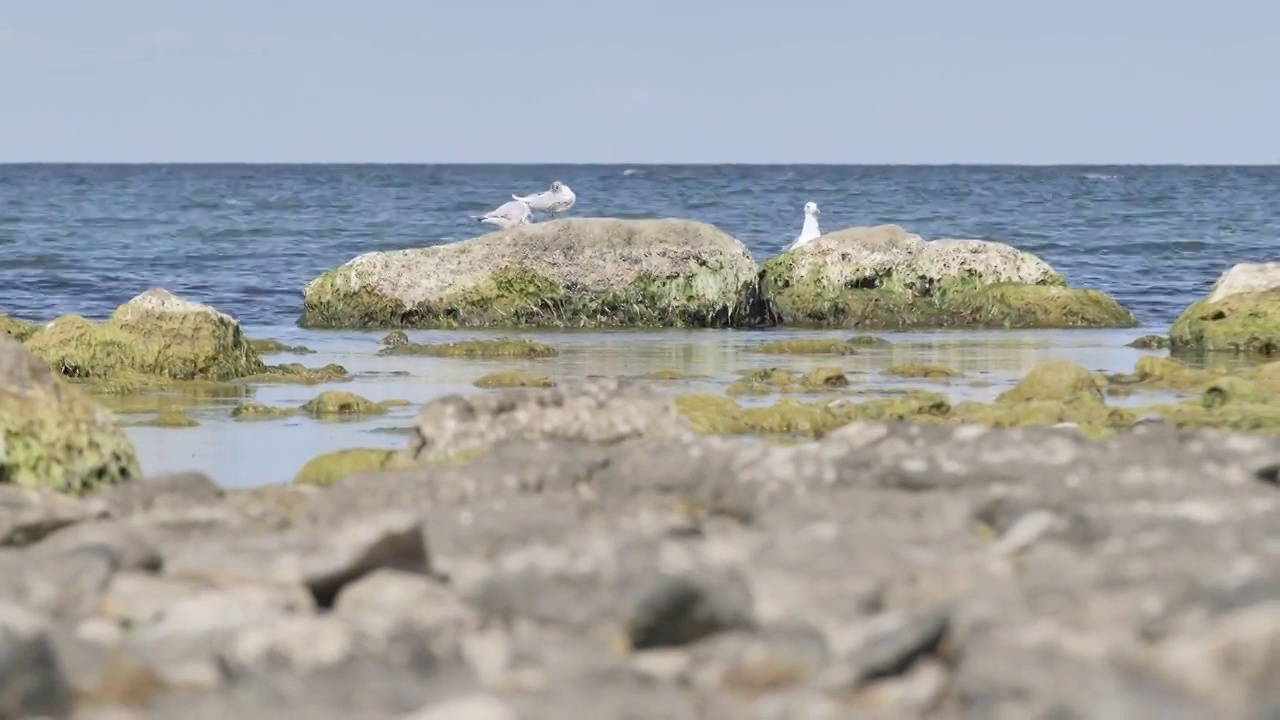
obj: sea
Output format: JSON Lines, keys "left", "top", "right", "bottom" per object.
{"left": 2, "top": 164, "right": 1277, "bottom": 485}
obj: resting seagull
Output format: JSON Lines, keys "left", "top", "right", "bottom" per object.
{"left": 512, "top": 181, "right": 576, "bottom": 218}
{"left": 476, "top": 198, "right": 532, "bottom": 229}
{"left": 784, "top": 201, "right": 821, "bottom": 252}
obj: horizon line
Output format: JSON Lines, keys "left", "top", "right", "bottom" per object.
{"left": 2, "top": 161, "right": 1280, "bottom": 167}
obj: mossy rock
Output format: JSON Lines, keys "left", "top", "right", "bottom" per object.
{"left": 1, "top": 315, "right": 38, "bottom": 342}
{"left": 241, "top": 363, "right": 350, "bottom": 384}
{"left": 248, "top": 338, "right": 315, "bottom": 355}
{"left": 1, "top": 335, "right": 141, "bottom": 494}
{"left": 1170, "top": 292, "right": 1280, "bottom": 356}
{"left": 758, "top": 226, "right": 1134, "bottom": 329}
{"left": 726, "top": 367, "right": 850, "bottom": 396}
{"left": 381, "top": 330, "right": 409, "bottom": 346}
{"left": 754, "top": 338, "right": 863, "bottom": 355}
{"left": 299, "top": 218, "right": 763, "bottom": 329}
{"left": 379, "top": 338, "right": 558, "bottom": 359}
{"left": 997, "top": 361, "right": 1105, "bottom": 405}
{"left": 293, "top": 448, "right": 400, "bottom": 487}
{"left": 675, "top": 390, "right": 950, "bottom": 438}
{"left": 883, "top": 363, "right": 961, "bottom": 380}
{"left": 301, "top": 391, "right": 389, "bottom": 417}
{"left": 131, "top": 410, "right": 200, "bottom": 428}
{"left": 24, "top": 289, "right": 265, "bottom": 381}
{"left": 230, "top": 402, "right": 297, "bottom": 421}
{"left": 1126, "top": 335, "right": 1170, "bottom": 350}
{"left": 473, "top": 372, "right": 556, "bottom": 389}
{"left": 638, "top": 370, "right": 707, "bottom": 380}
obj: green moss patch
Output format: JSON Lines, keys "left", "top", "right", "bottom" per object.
{"left": 379, "top": 337, "right": 559, "bottom": 359}
{"left": 1169, "top": 291, "right": 1280, "bottom": 356}
{"left": 754, "top": 338, "right": 863, "bottom": 355}
{"left": 883, "top": 363, "right": 961, "bottom": 380}
{"left": 726, "top": 367, "right": 852, "bottom": 396}
{"left": 1, "top": 315, "right": 38, "bottom": 342}
{"left": 241, "top": 363, "right": 350, "bottom": 385}
{"left": 249, "top": 338, "right": 315, "bottom": 355}
{"left": 300, "top": 391, "right": 390, "bottom": 417}
{"left": 230, "top": 402, "right": 297, "bottom": 421}
{"left": 473, "top": 372, "right": 557, "bottom": 389}
{"left": 293, "top": 448, "right": 400, "bottom": 487}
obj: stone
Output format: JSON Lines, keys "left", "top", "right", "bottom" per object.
{"left": 0, "top": 314, "right": 38, "bottom": 342}
{"left": 0, "top": 334, "right": 141, "bottom": 493}
{"left": 403, "top": 693, "right": 517, "bottom": 720}
{"left": 0, "top": 544, "right": 119, "bottom": 620}
{"left": 0, "top": 485, "right": 103, "bottom": 547}
{"left": 293, "top": 448, "right": 399, "bottom": 487}
{"left": 23, "top": 288, "right": 265, "bottom": 381}
{"left": 299, "top": 217, "right": 762, "bottom": 329}
{"left": 402, "top": 378, "right": 692, "bottom": 465}
{"left": 162, "top": 510, "right": 430, "bottom": 607}
{"left": 1170, "top": 262, "right": 1280, "bottom": 355}
{"left": 91, "top": 471, "right": 223, "bottom": 517}
{"left": 758, "top": 223, "right": 1135, "bottom": 329}
{"left": 0, "top": 602, "right": 73, "bottom": 718}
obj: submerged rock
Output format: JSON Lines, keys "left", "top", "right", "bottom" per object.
{"left": 23, "top": 289, "right": 265, "bottom": 382}
{"left": 380, "top": 337, "right": 558, "bottom": 359}
{"left": 230, "top": 402, "right": 296, "bottom": 421}
{"left": 726, "top": 367, "right": 851, "bottom": 396}
{"left": 883, "top": 363, "right": 961, "bottom": 380}
{"left": 1170, "top": 262, "right": 1280, "bottom": 355}
{"left": 759, "top": 224, "right": 1136, "bottom": 329}
{"left": 0, "top": 334, "right": 140, "bottom": 493}
{"left": 1127, "top": 334, "right": 1171, "bottom": 350}
{"left": 293, "top": 449, "right": 400, "bottom": 487}
{"left": 754, "top": 338, "right": 866, "bottom": 355}
{"left": 473, "top": 372, "right": 557, "bottom": 389}
{"left": 301, "top": 391, "right": 389, "bottom": 417}
{"left": 300, "top": 218, "right": 762, "bottom": 329}
{"left": 248, "top": 338, "right": 315, "bottom": 355}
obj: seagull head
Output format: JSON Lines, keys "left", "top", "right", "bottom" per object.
{"left": 804, "top": 201, "right": 820, "bottom": 216}
{"left": 550, "top": 181, "right": 566, "bottom": 192}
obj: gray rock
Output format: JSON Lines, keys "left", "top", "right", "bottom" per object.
{"left": 0, "top": 545, "right": 118, "bottom": 620}
{"left": 0, "top": 602, "right": 72, "bottom": 719}
{"left": 402, "top": 378, "right": 692, "bottom": 465}
{"left": 0, "top": 485, "right": 103, "bottom": 548}
{"left": 91, "top": 471, "right": 223, "bottom": 517}
{"left": 163, "top": 510, "right": 430, "bottom": 606}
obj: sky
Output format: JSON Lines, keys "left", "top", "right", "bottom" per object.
{"left": 1, "top": 0, "right": 1277, "bottom": 164}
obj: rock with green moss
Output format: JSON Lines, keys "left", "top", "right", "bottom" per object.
{"left": 24, "top": 289, "right": 265, "bottom": 381}
{"left": 242, "top": 362, "right": 350, "bottom": 384}
{"left": 883, "top": 363, "right": 961, "bottom": 380}
{"left": 754, "top": 338, "right": 863, "bottom": 355}
{"left": 1169, "top": 262, "right": 1280, "bottom": 355}
{"left": 1126, "top": 334, "right": 1170, "bottom": 350}
{"left": 301, "top": 391, "right": 388, "bottom": 417}
{"left": 230, "top": 402, "right": 297, "bottom": 421}
{"left": 379, "top": 337, "right": 557, "bottom": 359}
{"left": 300, "top": 218, "right": 762, "bottom": 329}
{"left": 473, "top": 372, "right": 557, "bottom": 389}
{"left": 293, "top": 448, "right": 399, "bottom": 486}
{"left": 997, "top": 360, "right": 1104, "bottom": 405}
{"left": 726, "top": 367, "right": 850, "bottom": 395}
{"left": 0, "top": 334, "right": 141, "bottom": 493}
{"left": 381, "top": 330, "right": 409, "bottom": 346}
{"left": 759, "top": 224, "right": 1136, "bottom": 329}
{"left": 248, "top": 338, "right": 314, "bottom": 355}
{"left": 1, "top": 314, "right": 38, "bottom": 342}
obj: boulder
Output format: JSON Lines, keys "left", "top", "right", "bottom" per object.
{"left": 1170, "top": 262, "right": 1280, "bottom": 355}
{"left": 759, "top": 224, "right": 1136, "bottom": 329}
{"left": 300, "top": 218, "right": 763, "bottom": 329}
{"left": 0, "top": 334, "right": 140, "bottom": 493}
{"left": 0, "top": 315, "right": 37, "bottom": 342}
{"left": 23, "top": 288, "right": 264, "bottom": 381}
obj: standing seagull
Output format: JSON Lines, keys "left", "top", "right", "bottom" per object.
{"left": 512, "top": 181, "right": 576, "bottom": 218}
{"left": 476, "top": 198, "right": 532, "bottom": 229}
{"left": 784, "top": 202, "right": 822, "bottom": 252}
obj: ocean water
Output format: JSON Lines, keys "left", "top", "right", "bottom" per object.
{"left": 2, "top": 164, "right": 1277, "bottom": 486}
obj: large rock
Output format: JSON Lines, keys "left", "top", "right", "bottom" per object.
{"left": 0, "top": 334, "right": 140, "bottom": 493}
{"left": 1170, "top": 262, "right": 1280, "bottom": 355}
{"left": 402, "top": 377, "right": 693, "bottom": 465}
{"left": 759, "top": 224, "right": 1137, "bottom": 329}
{"left": 23, "top": 288, "right": 265, "bottom": 381}
{"left": 0, "top": 314, "right": 37, "bottom": 342}
{"left": 299, "top": 218, "right": 763, "bottom": 329}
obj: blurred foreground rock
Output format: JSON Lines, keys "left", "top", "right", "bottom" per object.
{"left": 0, "top": 380, "right": 1277, "bottom": 718}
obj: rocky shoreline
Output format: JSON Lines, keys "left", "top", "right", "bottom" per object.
{"left": 0, "top": 377, "right": 1277, "bottom": 718}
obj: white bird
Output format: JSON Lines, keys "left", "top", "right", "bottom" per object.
{"left": 475, "top": 198, "right": 532, "bottom": 229}
{"left": 512, "top": 181, "right": 576, "bottom": 217}
{"left": 784, "top": 201, "right": 822, "bottom": 251}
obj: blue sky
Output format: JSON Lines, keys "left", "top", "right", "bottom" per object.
{"left": 1, "top": 0, "right": 1276, "bottom": 163}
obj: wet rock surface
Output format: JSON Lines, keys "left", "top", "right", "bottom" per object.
{"left": 3, "top": 379, "right": 1279, "bottom": 717}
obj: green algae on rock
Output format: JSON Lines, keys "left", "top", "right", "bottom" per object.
{"left": 0, "top": 334, "right": 141, "bottom": 494}
{"left": 473, "top": 372, "right": 556, "bottom": 389}
{"left": 759, "top": 224, "right": 1136, "bottom": 329}
{"left": 132, "top": 410, "right": 200, "bottom": 428}
{"left": 1, "top": 314, "right": 38, "bottom": 342}
{"left": 230, "top": 402, "right": 297, "bottom": 421}
{"left": 380, "top": 330, "right": 409, "bottom": 346}
{"left": 301, "top": 391, "right": 389, "bottom": 417}
{"left": 725, "top": 367, "right": 850, "bottom": 396}
{"left": 24, "top": 289, "right": 265, "bottom": 382}
{"left": 248, "top": 338, "right": 315, "bottom": 355}
{"left": 241, "top": 362, "right": 350, "bottom": 385}
{"left": 883, "top": 363, "right": 961, "bottom": 380}
{"left": 300, "top": 218, "right": 763, "bottom": 329}
{"left": 996, "top": 360, "right": 1105, "bottom": 405}
{"left": 675, "top": 391, "right": 950, "bottom": 438}
{"left": 638, "top": 369, "right": 707, "bottom": 380}
{"left": 379, "top": 337, "right": 558, "bottom": 359}
{"left": 1169, "top": 262, "right": 1280, "bottom": 355}
{"left": 754, "top": 338, "right": 864, "bottom": 355}
{"left": 293, "top": 448, "right": 400, "bottom": 487}
{"left": 1126, "top": 334, "right": 1170, "bottom": 350}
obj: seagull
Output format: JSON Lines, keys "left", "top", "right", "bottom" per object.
{"left": 475, "top": 198, "right": 532, "bottom": 229}
{"left": 512, "top": 181, "right": 576, "bottom": 217}
{"left": 784, "top": 201, "right": 822, "bottom": 252}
